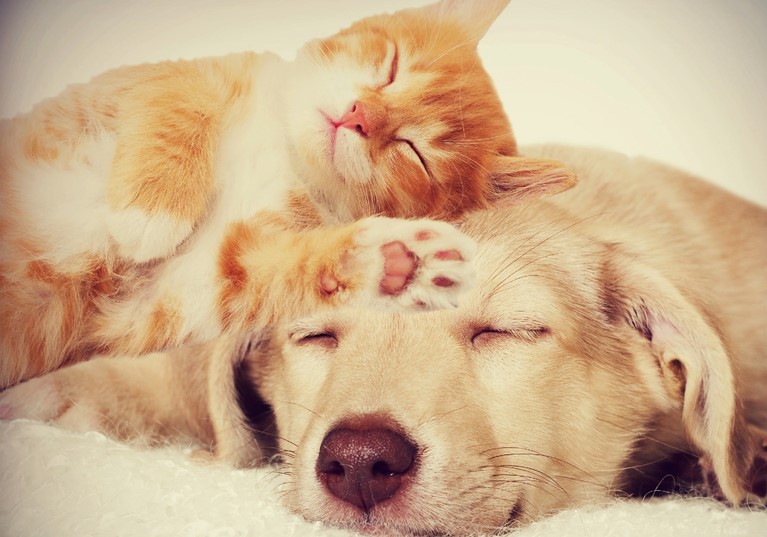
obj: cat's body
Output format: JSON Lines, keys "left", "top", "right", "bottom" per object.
{"left": 0, "top": 0, "right": 576, "bottom": 388}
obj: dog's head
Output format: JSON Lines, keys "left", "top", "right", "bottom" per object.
{"left": 231, "top": 203, "right": 758, "bottom": 535}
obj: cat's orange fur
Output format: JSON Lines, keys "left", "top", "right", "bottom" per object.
{"left": 0, "top": 0, "right": 576, "bottom": 389}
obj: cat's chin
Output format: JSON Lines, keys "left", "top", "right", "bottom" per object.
{"left": 288, "top": 118, "right": 376, "bottom": 218}
{"left": 317, "top": 111, "right": 369, "bottom": 182}
{"left": 286, "top": 128, "right": 340, "bottom": 197}
{"left": 321, "top": 112, "right": 340, "bottom": 163}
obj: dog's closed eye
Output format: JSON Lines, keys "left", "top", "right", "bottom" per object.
{"left": 470, "top": 325, "right": 550, "bottom": 347}
{"left": 292, "top": 331, "right": 338, "bottom": 350}
{"left": 288, "top": 322, "right": 340, "bottom": 351}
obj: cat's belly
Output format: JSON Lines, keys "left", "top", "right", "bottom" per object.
{"left": 109, "top": 148, "right": 296, "bottom": 347}
{"left": 173, "top": 113, "right": 297, "bottom": 340}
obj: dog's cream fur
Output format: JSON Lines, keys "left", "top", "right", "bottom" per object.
{"left": 2, "top": 145, "right": 765, "bottom": 535}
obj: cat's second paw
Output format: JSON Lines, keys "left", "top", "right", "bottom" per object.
{"left": 107, "top": 207, "right": 194, "bottom": 263}
{"left": 347, "top": 217, "right": 477, "bottom": 310}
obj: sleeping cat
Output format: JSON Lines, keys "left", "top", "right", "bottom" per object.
{"left": 0, "top": 0, "right": 574, "bottom": 388}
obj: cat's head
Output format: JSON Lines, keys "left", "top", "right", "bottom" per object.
{"left": 284, "top": 0, "right": 575, "bottom": 222}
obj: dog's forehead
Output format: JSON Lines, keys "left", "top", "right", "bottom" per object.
{"left": 466, "top": 206, "right": 606, "bottom": 302}
{"left": 283, "top": 220, "right": 604, "bottom": 342}
{"left": 471, "top": 248, "right": 564, "bottom": 316}
{"left": 472, "top": 244, "right": 600, "bottom": 316}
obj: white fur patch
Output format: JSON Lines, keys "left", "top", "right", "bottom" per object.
{"left": 108, "top": 208, "right": 193, "bottom": 263}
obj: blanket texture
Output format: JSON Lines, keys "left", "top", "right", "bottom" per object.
{"left": 1, "top": 420, "right": 764, "bottom": 537}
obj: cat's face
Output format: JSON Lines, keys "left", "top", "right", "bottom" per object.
{"left": 284, "top": 0, "right": 574, "bottom": 222}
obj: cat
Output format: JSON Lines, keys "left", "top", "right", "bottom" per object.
{"left": 0, "top": 0, "right": 575, "bottom": 389}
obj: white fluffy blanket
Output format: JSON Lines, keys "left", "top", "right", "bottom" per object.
{"left": 1, "top": 420, "right": 764, "bottom": 537}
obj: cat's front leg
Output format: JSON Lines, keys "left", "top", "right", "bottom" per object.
{"left": 342, "top": 217, "right": 477, "bottom": 310}
{"left": 217, "top": 215, "right": 477, "bottom": 331}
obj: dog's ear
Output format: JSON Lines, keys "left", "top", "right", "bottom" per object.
{"left": 606, "top": 254, "right": 754, "bottom": 504}
{"left": 486, "top": 156, "right": 577, "bottom": 205}
{"left": 205, "top": 331, "right": 276, "bottom": 467}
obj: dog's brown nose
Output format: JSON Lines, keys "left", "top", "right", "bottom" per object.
{"left": 316, "top": 425, "right": 417, "bottom": 511}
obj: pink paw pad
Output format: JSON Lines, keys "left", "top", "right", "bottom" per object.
{"left": 380, "top": 241, "right": 417, "bottom": 295}
{"left": 434, "top": 249, "right": 463, "bottom": 261}
{"left": 432, "top": 276, "right": 455, "bottom": 288}
{"left": 429, "top": 250, "right": 463, "bottom": 287}
{"left": 414, "top": 230, "right": 437, "bottom": 241}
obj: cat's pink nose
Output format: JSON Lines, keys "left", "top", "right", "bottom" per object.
{"left": 337, "top": 101, "right": 369, "bottom": 136}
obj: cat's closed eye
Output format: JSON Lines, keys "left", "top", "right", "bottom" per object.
{"left": 396, "top": 138, "right": 429, "bottom": 176}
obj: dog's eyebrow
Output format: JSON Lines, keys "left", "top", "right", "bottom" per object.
{"left": 287, "top": 315, "right": 330, "bottom": 330}
{"left": 470, "top": 294, "right": 547, "bottom": 328}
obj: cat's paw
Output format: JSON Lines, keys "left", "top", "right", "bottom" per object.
{"left": 348, "top": 217, "right": 477, "bottom": 310}
{"left": 107, "top": 207, "right": 194, "bottom": 263}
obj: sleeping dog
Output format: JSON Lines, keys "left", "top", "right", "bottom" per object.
{"left": 2, "top": 145, "right": 765, "bottom": 535}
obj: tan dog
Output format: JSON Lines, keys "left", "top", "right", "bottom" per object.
{"left": 2, "top": 145, "right": 765, "bottom": 535}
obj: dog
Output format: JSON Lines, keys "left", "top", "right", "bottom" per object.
{"left": 2, "top": 144, "right": 765, "bottom": 535}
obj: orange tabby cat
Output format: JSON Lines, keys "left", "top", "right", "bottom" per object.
{"left": 0, "top": 0, "right": 574, "bottom": 388}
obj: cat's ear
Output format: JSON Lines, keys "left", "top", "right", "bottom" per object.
{"left": 487, "top": 156, "right": 577, "bottom": 205}
{"left": 428, "top": 0, "right": 511, "bottom": 42}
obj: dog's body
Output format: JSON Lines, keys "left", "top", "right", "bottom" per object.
{"left": 2, "top": 145, "right": 765, "bottom": 535}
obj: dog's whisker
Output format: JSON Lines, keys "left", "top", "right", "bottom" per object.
{"left": 483, "top": 445, "right": 602, "bottom": 482}
{"left": 280, "top": 400, "right": 325, "bottom": 422}
{"left": 488, "top": 466, "right": 572, "bottom": 499}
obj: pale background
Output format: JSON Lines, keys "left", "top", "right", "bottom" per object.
{"left": 1, "top": 0, "right": 765, "bottom": 205}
